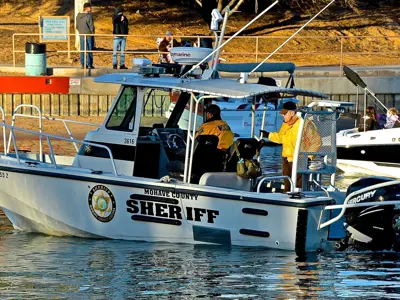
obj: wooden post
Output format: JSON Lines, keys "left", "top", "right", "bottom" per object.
{"left": 80, "top": 95, "right": 89, "bottom": 116}
{"left": 90, "top": 95, "right": 99, "bottom": 116}
{"left": 42, "top": 94, "right": 51, "bottom": 115}
{"left": 67, "top": 16, "right": 71, "bottom": 59}
{"left": 70, "top": 94, "right": 79, "bottom": 116}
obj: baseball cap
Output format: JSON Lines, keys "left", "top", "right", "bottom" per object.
{"left": 165, "top": 31, "right": 173, "bottom": 36}
{"left": 280, "top": 101, "right": 297, "bottom": 115}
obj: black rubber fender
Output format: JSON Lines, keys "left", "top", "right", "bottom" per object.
{"left": 25, "top": 43, "right": 46, "bottom": 54}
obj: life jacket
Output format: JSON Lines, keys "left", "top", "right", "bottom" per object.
{"left": 196, "top": 119, "right": 234, "bottom": 150}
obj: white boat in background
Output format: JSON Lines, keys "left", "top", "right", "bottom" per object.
{"left": 165, "top": 62, "right": 298, "bottom": 137}
{"left": 337, "top": 66, "right": 400, "bottom": 178}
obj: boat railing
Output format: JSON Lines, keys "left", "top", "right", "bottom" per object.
{"left": 0, "top": 106, "right": 7, "bottom": 156}
{"left": 318, "top": 180, "right": 400, "bottom": 230}
{"left": 1, "top": 122, "right": 118, "bottom": 176}
{"left": 256, "top": 176, "right": 294, "bottom": 193}
{"left": 6, "top": 105, "right": 101, "bottom": 156}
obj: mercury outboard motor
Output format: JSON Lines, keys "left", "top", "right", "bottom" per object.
{"left": 337, "top": 177, "right": 400, "bottom": 251}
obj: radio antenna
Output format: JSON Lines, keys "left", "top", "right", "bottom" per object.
{"left": 248, "top": 0, "right": 336, "bottom": 76}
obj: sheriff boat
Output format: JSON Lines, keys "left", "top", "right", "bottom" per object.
{"left": 2, "top": 67, "right": 400, "bottom": 253}
{"left": 0, "top": 66, "right": 340, "bottom": 252}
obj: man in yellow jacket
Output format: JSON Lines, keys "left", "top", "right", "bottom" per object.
{"left": 261, "top": 101, "right": 301, "bottom": 192}
{"left": 196, "top": 104, "right": 234, "bottom": 150}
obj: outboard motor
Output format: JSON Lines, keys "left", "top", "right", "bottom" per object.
{"left": 338, "top": 177, "right": 400, "bottom": 251}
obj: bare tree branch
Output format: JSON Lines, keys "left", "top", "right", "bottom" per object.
{"left": 231, "top": 0, "right": 245, "bottom": 12}
{"left": 221, "top": 0, "right": 238, "bottom": 14}
{"left": 217, "top": 0, "right": 224, "bottom": 11}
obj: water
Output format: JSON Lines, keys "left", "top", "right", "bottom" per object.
{"left": 0, "top": 146, "right": 393, "bottom": 299}
{"left": 1, "top": 234, "right": 400, "bottom": 299}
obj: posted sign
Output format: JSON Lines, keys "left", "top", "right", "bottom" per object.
{"left": 40, "top": 16, "right": 70, "bottom": 41}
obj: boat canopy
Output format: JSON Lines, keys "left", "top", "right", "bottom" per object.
{"left": 95, "top": 74, "right": 327, "bottom": 99}
{"left": 216, "top": 62, "right": 296, "bottom": 74}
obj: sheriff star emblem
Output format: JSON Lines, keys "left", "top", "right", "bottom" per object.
{"left": 88, "top": 185, "right": 116, "bottom": 222}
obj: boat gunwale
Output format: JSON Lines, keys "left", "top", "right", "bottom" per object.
{"left": 0, "top": 162, "right": 335, "bottom": 208}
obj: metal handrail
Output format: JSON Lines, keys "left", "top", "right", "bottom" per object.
{"left": 8, "top": 113, "right": 101, "bottom": 152}
{"left": 11, "top": 33, "right": 400, "bottom": 71}
{"left": 7, "top": 105, "right": 43, "bottom": 160}
{"left": 318, "top": 180, "right": 400, "bottom": 229}
{"left": 0, "top": 107, "right": 6, "bottom": 155}
{"left": 257, "top": 176, "right": 294, "bottom": 193}
{"left": 3, "top": 123, "right": 118, "bottom": 176}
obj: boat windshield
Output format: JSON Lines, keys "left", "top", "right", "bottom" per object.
{"left": 106, "top": 86, "right": 137, "bottom": 132}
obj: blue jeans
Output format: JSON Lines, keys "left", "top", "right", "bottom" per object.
{"left": 80, "top": 36, "right": 94, "bottom": 67}
{"left": 113, "top": 37, "right": 126, "bottom": 66}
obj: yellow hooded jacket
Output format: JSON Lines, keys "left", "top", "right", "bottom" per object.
{"left": 196, "top": 119, "right": 234, "bottom": 150}
{"left": 269, "top": 118, "right": 300, "bottom": 162}
{"left": 269, "top": 118, "right": 322, "bottom": 162}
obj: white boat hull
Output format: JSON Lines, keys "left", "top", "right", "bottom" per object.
{"left": 0, "top": 162, "right": 336, "bottom": 252}
{"left": 337, "top": 159, "right": 400, "bottom": 178}
{"left": 337, "top": 128, "right": 400, "bottom": 178}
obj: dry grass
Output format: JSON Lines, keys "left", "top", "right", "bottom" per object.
{"left": 0, "top": 0, "right": 399, "bottom": 67}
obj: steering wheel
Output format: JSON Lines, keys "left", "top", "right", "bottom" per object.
{"left": 167, "top": 134, "right": 186, "bottom": 148}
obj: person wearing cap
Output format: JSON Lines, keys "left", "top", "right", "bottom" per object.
{"left": 196, "top": 104, "right": 234, "bottom": 151}
{"left": 260, "top": 101, "right": 301, "bottom": 192}
{"left": 76, "top": 3, "right": 95, "bottom": 69}
{"left": 158, "top": 31, "right": 181, "bottom": 63}
{"left": 112, "top": 7, "right": 129, "bottom": 69}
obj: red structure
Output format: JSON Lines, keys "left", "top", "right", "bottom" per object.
{"left": 0, "top": 76, "right": 70, "bottom": 94}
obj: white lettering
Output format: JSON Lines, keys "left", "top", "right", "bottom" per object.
{"left": 348, "top": 190, "right": 377, "bottom": 204}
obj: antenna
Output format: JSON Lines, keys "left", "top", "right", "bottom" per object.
{"left": 248, "top": 0, "right": 336, "bottom": 76}
{"left": 181, "top": 0, "right": 279, "bottom": 79}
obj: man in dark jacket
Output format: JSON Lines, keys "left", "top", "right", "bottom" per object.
{"left": 112, "top": 8, "right": 129, "bottom": 69}
{"left": 158, "top": 31, "right": 181, "bottom": 63}
{"left": 76, "top": 3, "right": 95, "bottom": 69}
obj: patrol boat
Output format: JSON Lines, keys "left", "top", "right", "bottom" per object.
{"left": 2, "top": 68, "right": 400, "bottom": 252}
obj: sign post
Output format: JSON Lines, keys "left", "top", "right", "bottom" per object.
{"left": 39, "top": 16, "right": 71, "bottom": 59}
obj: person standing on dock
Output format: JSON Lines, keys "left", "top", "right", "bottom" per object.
{"left": 76, "top": 3, "right": 95, "bottom": 69}
{"left": 158, "top": 31, "right": 181, "bottom": 63}
{"left": 112, "top": 7, "right": 129, "bottom": 70}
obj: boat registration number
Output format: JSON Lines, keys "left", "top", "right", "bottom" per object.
{"left": 124, "top": 138, "right": 135, "bottom": 145}
{"left": 0, "top": 172, "right": 8, "bottom": 178}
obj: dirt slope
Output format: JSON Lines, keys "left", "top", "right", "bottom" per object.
{"left": 0, "top": 0, "right": 399, "bottom": 67}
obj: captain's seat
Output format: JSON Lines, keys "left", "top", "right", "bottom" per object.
{"left": 199, "top": 138, "right": 264, "bottom": 191}
{"left": 167, "top": 135, "right": 226, "bottom": 183}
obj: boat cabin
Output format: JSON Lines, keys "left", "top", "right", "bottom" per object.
{"left": 71, "top": 71, "right": 340, "bottom": 192}
{"left": 166, "top": 62, "right": 299, "bottom": 136}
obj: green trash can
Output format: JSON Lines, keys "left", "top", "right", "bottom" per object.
{"left": 25, "top": 43, "right": 47, "bottom": 76}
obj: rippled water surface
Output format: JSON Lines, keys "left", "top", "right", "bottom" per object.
{"left": 1, "top": 146, "right": 397, "bottom": 299}
{"left": 1, "top": 234, "right": 400, "bottom": 299}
